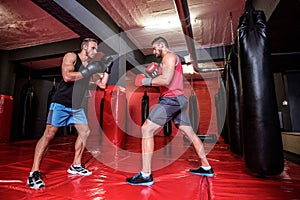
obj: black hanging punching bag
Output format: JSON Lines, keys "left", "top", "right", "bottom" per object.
{"left": 46, "top": 84, "right": 56, "bottom": 117}
{"left": 98, "top": 96, "right": 105, "bottom": 142}
{"left": 214, "top": 90, "right": 220, "bottom": 135}
{"left": 141, "top": 90, "right": 149, "bottom": 124}
{"left": 238, "top": 1, "right": 283, "bottom": 175}
{"left": 100, "top": 97, "right": 105, "bottom": 128}
{"left": 223, "top": 64, "right": 230, "bottom": 144}
{"left": 18, "top": 80, "right": 34, "bottom": 139}
{"left": 164, "top": 121, "right": 172, "bottom": 136}
{"left": 218, "top": 79, "right": 227, "bottom": 135}
{"left": 226, "top": 45, "right": 243, "bottom": 155}
{"left": 215, "top": 81, "right": 226, "bottom": 137}
{"left": 189, "top": 91, "right": 199, "bottom": 134}
{"left": 219, "top": 72, "right": 229, "bottom": 144}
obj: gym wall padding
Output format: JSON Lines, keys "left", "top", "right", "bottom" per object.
{"left": 238, "top": 2, "right": 284, "bottom": 175}
{"left": 0, "top": 95, "right": 13, "bottom": 143}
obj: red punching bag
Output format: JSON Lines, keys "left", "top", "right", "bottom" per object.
{"left": 0, "top": 95, "right": 13, "bottom": 143}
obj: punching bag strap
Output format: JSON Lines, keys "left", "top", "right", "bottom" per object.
{"left": 244, "top": 0, "right": 254, "bottom": 14}
{"left": 244, "top": 0, "right": 254, "bottom": 26}
{"left": 229, "top": 12, "right": 234, "bottom": 45}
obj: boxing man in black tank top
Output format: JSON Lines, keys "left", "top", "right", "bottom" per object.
{"left": 27, "top": 38, "right": 113, "bottom": 189}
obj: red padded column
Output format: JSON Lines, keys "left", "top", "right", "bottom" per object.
{"left": 102, "top": 86, "right": 126, "bottom": 148}
{"left": 87, "top": 87, "right": 104, "bottom": 138}
{"left": 0, "top": 95, "right": 13, "bottom": 143}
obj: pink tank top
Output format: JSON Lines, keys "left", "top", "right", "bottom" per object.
{"left": 158, "top": 56, "right": 184, "bottom": 97}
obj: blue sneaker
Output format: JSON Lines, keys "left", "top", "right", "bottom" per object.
{"left": 189, "top": 166, "right": 214, "bottom": 177}
{"left": 126, "top": 172, "right": 154, "bottom": 186}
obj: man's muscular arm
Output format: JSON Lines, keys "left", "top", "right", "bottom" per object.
{"left": 92, "top": 72, "right": 109, "bottom": 89}
{"left": 151, "top": 53, "right": 177, "bottom": 87}
{"left": 62, "top": 52, "right": 84, "bottom": 82}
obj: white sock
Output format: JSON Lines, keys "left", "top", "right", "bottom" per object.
{"left": 73, "top": 164, "right": 81, "bottom": 167}
{"left": 29, "top": 171, "right": 39, "bottom": 176}
{"left": 201, "top": 166, "right": 211, "bottom": 170}
{"left": 141, "top": 171, "right": 151, "bottom": 178}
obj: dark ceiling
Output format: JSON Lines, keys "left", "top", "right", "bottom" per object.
{"left": 0, "top": 0, "right": 299, "bottom": 72}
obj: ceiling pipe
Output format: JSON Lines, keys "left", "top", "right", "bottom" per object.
{"left": 174, "top": 0, "right": 199, "bottom": 73}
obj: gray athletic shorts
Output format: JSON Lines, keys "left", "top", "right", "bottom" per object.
{"left": 148, "top": 95, "right": 191, "bottom": 126}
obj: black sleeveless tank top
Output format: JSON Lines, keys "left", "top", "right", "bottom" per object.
{"left": 53, "top": 53, "right": 90, "bottom": 109}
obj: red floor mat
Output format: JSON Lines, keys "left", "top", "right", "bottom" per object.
{"left": 0, "top": 135, "right": 299, "bottom": 200}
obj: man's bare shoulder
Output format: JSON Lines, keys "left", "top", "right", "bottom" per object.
{"left": 163, "top": 52, "right": 177, "bottom": 65}
{"left": 64, "top": 52, "right": 76, "bottom": 59}
{"left": 62, "top": 52, "right": 77, "bottom": 65}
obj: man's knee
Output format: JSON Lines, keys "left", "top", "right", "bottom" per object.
{"left": 83, "top": 129, "right": 90, "bottom": 137}
{"left": 141, "top": 120, "right": 160, "bottom": 137}
{"left": 44, "top": 126, "right": 57, "bottom": 140}
{"left": 141, "top": 123, "right": 149, "bottom": 137}
{"left": 178, "top": 125, "right": 192, "bottom": 135}
{"left": 78, "top": 127, "right": 90, "bottom": 139}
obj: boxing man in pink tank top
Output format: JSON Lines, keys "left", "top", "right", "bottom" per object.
{"left": 127, "top": 37, "right": 214, "bottom": 186}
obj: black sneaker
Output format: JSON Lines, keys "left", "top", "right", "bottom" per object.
{"left": 189, "top": 166, "right": 214, "bottom": 177}
{"left": 27, "top": 171, "right": 45, "bottom": 189}
{"left": 67, "top": 164, "right": 92, "bottom": 176}
{"left": 126, "top": 172, "right": 154, "bottom": 186}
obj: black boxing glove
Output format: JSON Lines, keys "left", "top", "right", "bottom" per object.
{"left": 80, "top": 61, "right": 105, "bottom": 78}
{"left": 101, "top": 55, "right": 114, "bottom": 74}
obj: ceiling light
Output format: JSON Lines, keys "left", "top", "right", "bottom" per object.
{"left": 143, "top": 17, "right": 181, "bottom": 30}
{"left": 143, "top": 16, "right": 198, "bottom": 30}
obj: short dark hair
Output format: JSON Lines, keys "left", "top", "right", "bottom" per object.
{"left": 81, "top": 38, "right": 98, "bottom": 49}
{"left": 151, "top": 37, "right": 169, "bottom": 48}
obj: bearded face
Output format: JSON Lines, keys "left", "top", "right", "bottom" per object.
{"left": 152, "top": 43, "right": 163, "bottom": 58}
{"left": 85, "top": 41, "right": 98, "bottom": 59}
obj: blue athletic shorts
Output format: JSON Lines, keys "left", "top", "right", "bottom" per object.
{"left": 148, "top": 95, "right": 191, "bottom": 126}
{"left": 46, "top": 102, "right": 88, "bottom": 127}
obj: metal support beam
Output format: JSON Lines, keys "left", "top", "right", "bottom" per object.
{"left": 8, "top": 38, "right": 82, "bottom": 62}
{"left": 54, "top": 0, "right": 144, "bottom": 66}
{"left": 174, "top": 0, "right": 198, "bottom": 72}
{"left": 32, "top": 0, "right": 99, "bottom": 40}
